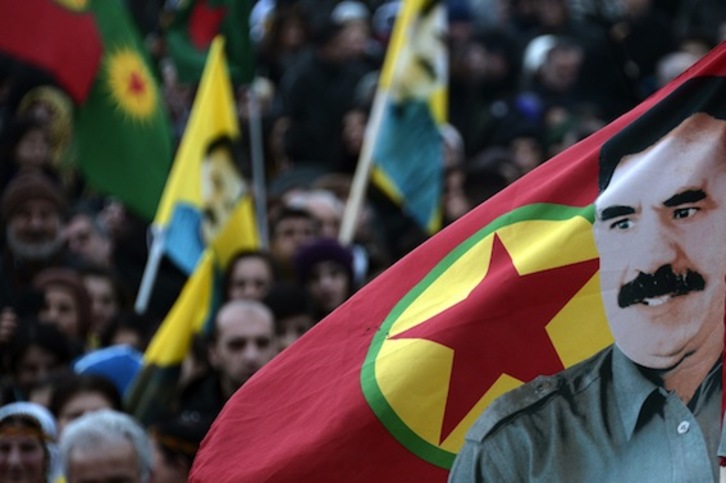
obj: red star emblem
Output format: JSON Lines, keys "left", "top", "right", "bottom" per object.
{"left": 189, "top": 0, "right": 228, "bottom": 50}
{"left": 390, "top": 234, "right": 599, "bottom": 443}
{"left": 127, "top": 71, "right": 146, "bottom": 96}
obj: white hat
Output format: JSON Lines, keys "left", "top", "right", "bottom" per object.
{"left": 332, "top": 1, "right": 370, "bottom": 24}
{"left": 0, "top": 402, "right": 61, "bottom": 482}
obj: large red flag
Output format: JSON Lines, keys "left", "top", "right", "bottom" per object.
{"left": 0, "top": 0, "right": 102, "bottom": 103}
{"left": 190, "top": 43, "right": 726, "bottom": 482}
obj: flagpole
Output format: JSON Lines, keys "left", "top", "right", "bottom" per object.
{"left": 339, "top": 88, "right": 388, "bottom": 244}
{"left": 134, "top": 228, "right": 166, "bottom": 314}
{"left": 247, "top": 82, "right": 269, "bottom": 249}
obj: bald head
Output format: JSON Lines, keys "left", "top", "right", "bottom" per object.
{"left": 210, "top": 300, "right": 278, "bottom": 395}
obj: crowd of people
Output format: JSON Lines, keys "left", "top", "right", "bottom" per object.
{"left": 0, "top": 0, "right": 724, "bottom": 481}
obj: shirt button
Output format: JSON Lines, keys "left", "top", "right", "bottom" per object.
{"left": 677, "top": 421, "right": 690, "bottom": 434}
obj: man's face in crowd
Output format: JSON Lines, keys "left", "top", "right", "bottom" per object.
{"left": 304, "top": 198, "right": 342, "bottom": 239}
{"left": 270, "top": 216, "right": 316, "bottom": 263}
{"left": 63, "top": 215, "right": 111, "bottom": 267}
{"left": 210, "top": 303, "right": 278, "bottom": 390}
{"left": 227, "top": 256, "right": 274, "bottom": 302}
{"left": 67, "top": 439, "right": 142, "bottom": 483}
{"left": 6, "top": 199, "right": 63, "bottom": 261}
{"left": 594, "top": 113, "right": 726, "bottom": 369}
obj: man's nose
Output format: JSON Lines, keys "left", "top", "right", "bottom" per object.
{"left": 243, "top": 344, "right": 261, "bottom": 361}
{"left": 633, "top": 217, "right": 682, "bottom": 273}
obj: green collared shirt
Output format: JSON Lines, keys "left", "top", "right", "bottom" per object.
{"left": 449, "top": 345, "right": 722, "bottom": 483}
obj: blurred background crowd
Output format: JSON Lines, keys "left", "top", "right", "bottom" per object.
{"left": 0, "top": 0, "right": 724, "bottom": 480}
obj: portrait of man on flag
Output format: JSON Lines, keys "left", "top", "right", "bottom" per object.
{"left": 450, "top": 75, "right": 726, "bottom": 482}
{"left": 200, "top": 135, "right": 249, "bottom": 245}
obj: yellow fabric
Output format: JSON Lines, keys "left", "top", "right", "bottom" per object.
{"left": 153, "top": 36, "right": 240, "bottom": 227}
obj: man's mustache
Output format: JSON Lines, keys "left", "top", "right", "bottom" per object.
{"left": 617, "top": 264, "right": 705, "bottom": 308}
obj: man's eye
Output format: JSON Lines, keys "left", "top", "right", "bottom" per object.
{"left": 609, "top": 218, "right": 632, "bottom": 230}
{"left": 673, "top": 207, "right": 698, "bottom": 219}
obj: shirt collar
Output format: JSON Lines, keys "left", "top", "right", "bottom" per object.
{"left": 611, "top": 345, "right": 661, "bottom": 441}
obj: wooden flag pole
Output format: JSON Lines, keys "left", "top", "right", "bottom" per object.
{"left": 339, "top": 88, "right": 388, "bottom": 245}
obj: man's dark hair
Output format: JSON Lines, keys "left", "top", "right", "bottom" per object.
{"left": 222, "top": 249, "right": 280, "bottom": 302}
{"left": 269, "top": 206, "right": 317, "bottom": 236}
{"left": 599, "top": 76, "right": 726, "bottom": 192}
{"left": 48, "top": 373, "right": 122, "bottom": 419}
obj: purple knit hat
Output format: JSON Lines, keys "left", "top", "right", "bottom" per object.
{"left": 292, "top": 237, "right": 354, "bottom": 283}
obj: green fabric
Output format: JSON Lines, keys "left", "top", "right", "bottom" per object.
{"left": 75, "top": 0, "right": 173, "bottom": 221}
{"left": 166, "top": 0, "right": 253, "bottom": 84}
{"left": 449, "top": 346, "right": 722, "bottom": 482}
{"left": 125, "top": 363, "right": 182, "bottom": 426}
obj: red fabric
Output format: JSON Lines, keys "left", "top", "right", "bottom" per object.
{"left": 190, "top": 43, "right": 726, "bottom": 482}
{"left": 0, "top": 0, "right": 102, "bottom": 103}
{"left": 723, "top": 282, "right": 726, "bottom": 468}
{"left": 188, "top": 0, "right": 227, "bottom": 50}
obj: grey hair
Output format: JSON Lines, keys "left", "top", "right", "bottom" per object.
{"left": 59, "top": 409, "right": 153, "bottom": 483}
{"left": 287, "top": 189, "right": 345, "bottom": 217}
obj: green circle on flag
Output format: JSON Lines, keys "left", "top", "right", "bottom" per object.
{"left": 361, "top": 202, "right": 597, "bottom": 468}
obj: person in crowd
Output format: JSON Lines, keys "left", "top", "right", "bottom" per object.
{"left": 79, "top": 266, "right": 129, "bottom": 347}
{"left": 98, "top": 310, "right": 155, "bottom": 352}
{"left": 147, "top": 411, "right": 214, "bottom": 483}
{"left": 48, "top": 373, "right": 122, "bottom": 435}
{"left": 4, "top": 321, "right": 75, "bottom": 402}
{"left": 268, "top": 206, "right": 319, "bottom": 280}
{"left": 59, "top": 409, "right": 153, "bottom": 483}
{"left": 278, "top": 5, "right": 373, "bottom": 171}
{"left": 293, "top": 237, "right": 356, "bottom": 318}
{"left": 178, "top": 300, "right": 278, "bottom": 419}
{"left": 0, "top": 173, "right": 72, "bottom": 307}
{"left": 256, "top": 2, "right": 313, "bottom": 85}
{"left": 0, "top": 401, "right": 62, "bottom": 483}
{"left": 33, "top": 267, "right": 92, "bottom": 348}
{"left": 0, "top": 116, "right": 55, "bottom": 190}
{"left": 63, "top": 207, "right": 113, "bottom": 269}
{"left": 223, "top": 249, "right": 279, "bottom": 302}
{"left": 263, "top": 281, "right": 318, "bottom": 351}
{"left": 331, "top": 0, "right": 379, "bottom": 67}
{"left": 286, "top": 188, "right": 346, "bottom": 239}
{"left": 15, "top": 85, "right": 74, "bottom": 174}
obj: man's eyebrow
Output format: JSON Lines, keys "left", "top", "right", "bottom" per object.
{"left": 599, "top": 206, "right": 635, "bottom": 222}
{"left": 663, "top": 189, "right": 706, "bottom": 207}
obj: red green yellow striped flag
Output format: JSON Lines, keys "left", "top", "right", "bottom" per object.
{"left": 0, "top": 0, "right": 102, "bottom": 103}
{"left": 190, "top": 39, "right": 726, "bottom": 483}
